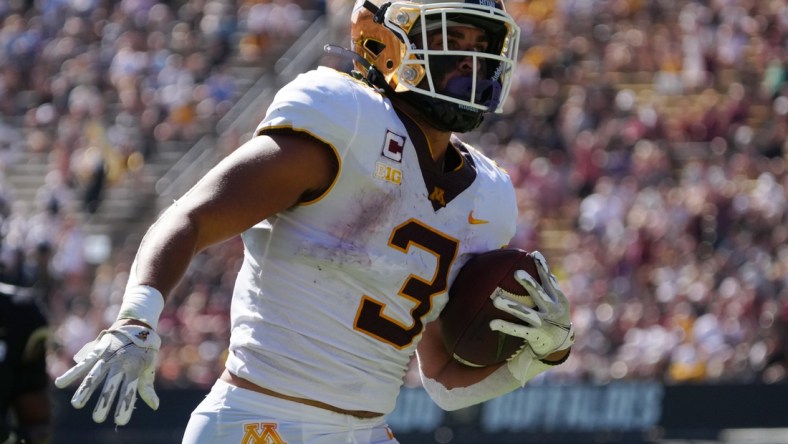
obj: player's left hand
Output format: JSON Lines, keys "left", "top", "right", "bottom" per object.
{"left": 489, "top": 251, "right": 574, "bottom": 359}
{"left": 54, "top": 324, "right": 160, "bottom": 425}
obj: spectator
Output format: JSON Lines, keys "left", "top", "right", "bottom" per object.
{"left": 0, "top": 282, "right": 51, "bottom": 444}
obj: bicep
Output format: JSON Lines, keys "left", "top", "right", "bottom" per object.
{"left": 132, "top": 132, "right": 337, "bottom": 295}
{"left": 177, "top": 131, "right": 338, "bottom": 251}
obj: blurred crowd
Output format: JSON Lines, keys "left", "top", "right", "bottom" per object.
{"left": 1, "top": 0, "right": 786, "bottom": 390}
{"left": 475, "top": 0, "right": 788, "bottom": 385}
{"left": 0, "top": 0, "right": 322, "bottom": 386}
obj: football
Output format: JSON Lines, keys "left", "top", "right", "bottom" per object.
{"left": 440, "top": 248, "right": 541, "bottom": 367}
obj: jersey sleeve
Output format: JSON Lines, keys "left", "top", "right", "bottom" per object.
{"left": 256, "top": 67, "right": 372, "bottom": 158}
{"left": 465, "top": 144, "right": 519, "bottom": 245}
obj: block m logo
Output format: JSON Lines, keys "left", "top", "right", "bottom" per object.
{"left": 241, "top": 422, "right": 287, "bottom": 444}
{"left": 429, "top": 186, "right": 446, "bottom": 207}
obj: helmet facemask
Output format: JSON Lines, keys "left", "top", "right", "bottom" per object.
{"left": 400, "top": 6, "right": 516, "bottom": 113}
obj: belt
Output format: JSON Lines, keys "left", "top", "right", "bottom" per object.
{"left": 220, "top": 369, "right": 384, "bottom": 419}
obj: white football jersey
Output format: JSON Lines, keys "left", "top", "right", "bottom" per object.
{"left": 225, "top": 66, "right": 517, "bottom": 414}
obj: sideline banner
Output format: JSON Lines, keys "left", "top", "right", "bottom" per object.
{"left": 479, "top": 382, "right": 663, "bottom": 433}
{"left": 388, "top": 382, "right": 788, "bottom": 442}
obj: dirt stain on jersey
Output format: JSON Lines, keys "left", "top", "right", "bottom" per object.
{"left": 301, "top": 187, "right": 402, "bottom": 271}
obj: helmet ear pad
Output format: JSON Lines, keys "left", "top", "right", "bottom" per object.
{"left": 351, "top": 4, "right": 404, "bottom": 88}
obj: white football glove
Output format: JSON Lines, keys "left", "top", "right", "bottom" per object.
{"left": 54, "top": 324, "right": 161, "bottom": 425}
{"left": 489, "top": 250, "right": 574, "bottom": 360}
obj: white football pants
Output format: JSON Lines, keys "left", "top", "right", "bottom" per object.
{"left": 182, "top": 379, "right": 399, "bottom": 444}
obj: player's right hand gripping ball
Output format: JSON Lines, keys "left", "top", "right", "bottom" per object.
{"left": 441, "top": 248, "right": 545, "bottom": 367}
{"left": 54, "top": 325, "right": 161, "bottom": 425}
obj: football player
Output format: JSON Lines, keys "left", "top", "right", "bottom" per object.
{"left": 55, "top": 0, "right": 574, "bottom": 442}
{"left": 0, "top": 284, "right": 51, "bottom": 444}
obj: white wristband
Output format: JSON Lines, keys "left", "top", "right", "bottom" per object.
{"left": 117, "top": 285, "right": 165, "bottom": 329}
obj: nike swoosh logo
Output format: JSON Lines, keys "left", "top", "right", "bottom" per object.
{"left": 468, "top": 210, "right": 489, "bottom": 225}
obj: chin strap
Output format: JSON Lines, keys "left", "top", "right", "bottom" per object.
{"left": 399, "top": 91, "right": 485, "bottom": 132}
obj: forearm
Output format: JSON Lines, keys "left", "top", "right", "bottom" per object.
{"left": 116, "top": 206, "right": 202, "bottom": 329}
{"left": 420, "top": 354, "right": 556, "bottom": 411}
{"left": 129, "top": 206, "right": 203, "bottom": 298}
{"left": 420, "top": 364, "right": 518, "bottom": 411}
{"left": 418, "top": 322, "right": 524, "bottom": 410}
{"left": 417, "top": 319, "right": 569, "bottom": 389}
{"left": 417, "top": 319, "right": 569, "bottom": 411}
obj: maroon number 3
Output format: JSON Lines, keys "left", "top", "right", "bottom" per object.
{"left": 354, "top": 219, "right": 459, "bottom": 348}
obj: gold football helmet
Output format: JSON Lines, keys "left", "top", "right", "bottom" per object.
{"left": 350, "top": 0, "right": 520, "bottom": 131}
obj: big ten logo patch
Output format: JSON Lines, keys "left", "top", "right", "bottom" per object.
{"left": 374, "top": 162, "right": 402, "bottom": 185}
{"left": 382, "top": 130, "right": 406, "bottom": 162}
{"left": 241, "top": 422, "right": 287, "bottom": 444}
